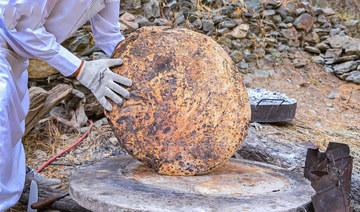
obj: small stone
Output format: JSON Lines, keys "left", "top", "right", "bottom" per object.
{"left": 230, "top": 51, "right": 244, "bottom": 63}
{"left": 137, "top": 16, "right": 151, "bottom": 27}
{"left": 253, "top": 70, "right": 275, "bottom": 77}
{"left": 313, "top": 8, "right": 324, "bottom": 16}
{"left": 272, "top": 15, "right": 282, "bottom": 23}
{"left": 289, "top": 39, "right": 300, "bottom": 47}
{"left": 284, "top": 16, "right": 294, "bottom": 23}
{"left": 218, "top": 28, "right": 229, "bottom": 36}
{"left": 280, "top": 28, "right": 297, "bottom": 40}
{"left": 217, "top": 5, "right": 233, "bottom": 16}
{"left": 294, "top": 13, "right": 313, "bottom": 31}
{"left": 238, "top": 60, "right": 249, "bottom": 69}
{"left": 94, "top": 119, "right": 103, "bottom": 128}
{"left": 80, "top": 127, "right": 89, "bottom": 134}
{"left": 315, "top": 42, "right": 330, "bottom": 52}
{"left": 296, "top": 8, "right": 306, "bottom": 16}
{"left": 344, "top": 43, "right": 360, "bottom": 56}
{"left": 313, "top": 56, "right": 325, "bottom": 64}
{"left": 60, "top": 134, "right": 69, "bottom": 140}
{"left": 153, "top": 18, "right": 170, "bottom": 26}
{"left": 276, "top": 6, "right": 288, "bottom": 18}
{"left": 218, "top": 37, "right": 232, "bottom": 48}
{"left": 109, "top": 137, "right": 119, "bottom": 146}
{"left": 202, "top": 20, "right": 215, "bottom": 32}
{"left": 333, "top": 55, "right": 359, "bottom": 63}
{"left": 325, "top": 49, "right": 343, "bottom": 58}
{"left": 191, "top": 19, "right": 202, "bottom": 29}
{"left": 34, "top": 150, "right": 47, "bottom": 160}
{"left": 175, "top": 13, "right": 185, "bottom": 25}
{"left": 264, "top": 54, "right": 275, "bottom": 62}
{"left": 324, "top": 66, "right": 334, "bottom": 73}
{"left": 344, "top": 20, "right": 359, "bottom": 28}
{"left": 143, "top": 0, "right": 161, "bottom": 19}
{"left": 327, "top": 35, "right": 353, "bottom": 49}
{"left": 231, "top": 40, "right": 242, "bottom": 49}
{"left": 315, "top": 122, "right": 322, "bottom": 127}
{"left": 244, "top": 52, "right": 257, "bottom": 62}
{"left": 244, "top": 0, "right": 262, "bottom": 12}
{"left": 304, "top": 32, "right": 320, "bottom": 44}
{"left": 346, "top": 71, "right": 360, "bottom": 84}
{"left": 231, "top": 24, "right": 249, "bottom": 39}
{"left": 293, "top": 59, "right": 306, "bottom": 68}
{"left": 316, "top": 15, "right": 327, "bottom": 24}
{"left": 264, "top": 1, "right": 281, "bottom": 9}
{"left": 278, "top": 22, "right": 288, "bottom": 28}
{"left": 101, "top": 117, "right": 108, "bottom": 125}
{"left": 263, "top": 10, "right": 276, "bottom": 17}
{"left": 323, "top": 8, "right": 336, "bottom": 16}
{"left": 165, "top": 0, "right": 177, "bottom": 9}
{"left": 220, "top": 20, "right": 238, "bottom": 29}
{"left": 213, "top": 15, "right": 227, "bottom": 25}
{"left": 279, "top": 44, "right": 288, "bottom": 52}
{"left": 304, "top": 46, "right": 321, "bottom": 54}
{"left": 328, "top": 91, "right": 339, "bottom": 99}
{"left": 333, "top": 61, "right": 358, "bottom": 75}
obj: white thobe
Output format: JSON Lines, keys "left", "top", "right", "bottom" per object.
{"left": 0, "top": 0, "right": 124, "bottom": 210}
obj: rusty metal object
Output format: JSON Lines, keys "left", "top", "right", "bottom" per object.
{"left": 106, "top": 27, "right": 251, "bottom": 176}
{"left": 304, "top": 142, "right": 353, "bottom": 212}
{"left": 69, "top": 156, "right": 314, "bottom": 212}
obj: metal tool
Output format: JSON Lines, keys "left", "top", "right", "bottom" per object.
{"left": 250, "top": 98, "right": 297, "bottom": 123}
{"left": 27, "top": 180, "right": 38, "bottom": 212}
{"left": 31, "top": 193, "right": 69, "bottom": 210}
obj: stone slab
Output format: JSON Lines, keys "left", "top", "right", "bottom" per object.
{"left": 70, "top": 156, "right": 315, "bottom": 212}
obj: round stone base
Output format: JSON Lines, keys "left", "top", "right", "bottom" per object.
{"left": 69, "top": 156, "right": 314, "bottom": 212}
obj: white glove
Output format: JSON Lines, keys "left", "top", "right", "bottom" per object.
{"left": 76, "top": 58, "right": 132, "bottom": 111}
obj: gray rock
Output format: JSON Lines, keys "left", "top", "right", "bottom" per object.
{"left": 264, "top": 54, "right": 275, "bottom": 63}
{"left": 175, "top": 13, "right": 185, "bottom": 25}
{"left": 191, "top": 19, "right": 202, "bottom": 29}
{"left": 304, "top": 32, "right": 320, "bottom": 44}
{"left": 324, "top": 66, "right": 334, "bottom": 73}
{"left": 143, "top": 0, "right": 161, "bottom": 19}
{"left": 278, "top": 22, "right": 288, "bottom": 28}
{"left": 220, "top": 20, "right": 238, "bottom": 29}
{"left": 231, "top": 40, "right": 242, "bottom": 49}
{"left": 333, "top": 55, "right": 360, "bottom": 64}
{"left": 315, "top": 42, "right": 330, "bottom": 52}
{"left": 323, "top": 8, "right": 336, "bottom": 16}
{"left": 244, "top": 52, "right": 257, "bottom": 62}
{"left": 316, "top": 15, "right": 327, "bottom": 24}
{"left": 344, "top": 20, "right": 359, "bottom": 28}
{"left": 230, "top": 51, "right": 244, "bottom": 63}
{"left": 272, "top": 15, "right": 282, "bottom": 23}
{"left": 325, "top": 49, "right": 343, "bottom": 58}
{"left": 137, "top": 16, "right": 151, "bottom": 27}
{"left": 278, "top": 44, "right": 288, "bottom": 52}
{"left": 293, "top": 59, "right": 306, "bottom": 68}
{"left": 280, "top": 29, "right": 294, "bottom": 40}
{"left": 327, "top": 35, "right": 353, "bottom": 49}
{"left": 276, "top": 6, "right": 288, "bottom": 19}
{"left": 109, "top": 137, "right": 119, "bottom": 146}
{"left": 284, "top": 16, "right": 294, "bottom": 23}
{"left": 346, "top": 71, "right": 360, "bottom": 84}
{"left": 212, "top": 15, "right": 227, "bottom": 25}
{"left": 294, "top": 13, "right": 313, "bottom": 31}
{"left": 244, "top": 0, "right": 262, "bottom": 12}
{"left": 313, "top": 8, "right": 324, "bottom": 16}
{"left": 344, "top": 43, "right": 360, "bottom": 56}
{"left": 264, "top": 1, "right": 281, "bottom": 10}
{"left": 263, "top": 10, "right": 276, "bottom": 17}
{"left": 153, "top": 18, "right": 170, "bottom": 26}
{"left": 296, "top": 8, "right": 306, "bottom": 16}
{"left": 217, "top": 5, "right": 233, "bottom": 16}
{"left": 164, "top": 0, "right": 177, "bottom": 9}
{"left": 238, "top": 60, "right": 249, "bottom": 69}
{"left": 313, "top": 56, "right": 325, "bottom": 64}
{"left": 90, "top": 52, "right": 108, "bottom": 60}
{"left": 217, "top": 28, "right": 229, "bottom": 36}
{"left": 289, "top": 39, "right": 300, "bottom": 47}
{"left": 330, "top": 28, "right": 341, "bottom": 37}
{"left": 333, "top": 61, "right": 358, "bottom": 75}
{"left": 202, "top": 20, "right": 215, "bottom": 32}
{"left": 253, "top": 70, "right": 275, "bottom": 77}
{"left": 328, "top": 91, "right": 339, "bottom": 99}
{"left": 304, "top": 46, "right": 321, "bottom": 54}
{"left": 218, "top": 36, "right": 232, "bottom": 49}
{"left": 94, "top": 119, "right": 103, "bottom": 129}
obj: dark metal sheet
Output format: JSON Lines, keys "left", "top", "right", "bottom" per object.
{"left": 250, "top": 99, "right": 297, "bottom": 123}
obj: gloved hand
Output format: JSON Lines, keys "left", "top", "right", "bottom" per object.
{"left": 76, "top": 59, "right": 132, "bottom": 111}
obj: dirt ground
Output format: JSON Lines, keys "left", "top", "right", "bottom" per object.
{"left": 8, "top": 50, "right": 360, "bottom": 211}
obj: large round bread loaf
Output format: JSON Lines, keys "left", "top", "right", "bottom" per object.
{"left": 106, "top": 27, "right": 250, "bottom": 176}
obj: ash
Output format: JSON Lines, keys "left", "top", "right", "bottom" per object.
{"left": 247, "top": 88, "right": 297, "bottom": 105}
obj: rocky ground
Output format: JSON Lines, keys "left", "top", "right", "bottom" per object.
{"left": 9, "top": 0, "right": 360, "bottom": 211}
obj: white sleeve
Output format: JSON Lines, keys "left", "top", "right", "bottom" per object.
{"left": 9, "top": 26, "right": 82, "bottom": 76}
{"left": 90, "top": 0, "right": 125, "bottom": 56}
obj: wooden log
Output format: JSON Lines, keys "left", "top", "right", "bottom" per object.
{"left": 20, "top": 184, "right": 90, "bottom": 212}
{"left": 25, "top": 84, "right": 73, "bottom": 135}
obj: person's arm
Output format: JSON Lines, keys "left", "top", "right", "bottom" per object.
{"left": 9, "top": 26, "right": 81, "bottom": 77}
{"left": 90, "top": 0, "right": 124, "bottom": 56}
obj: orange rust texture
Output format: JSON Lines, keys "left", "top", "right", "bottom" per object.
{"left": 106, "top": 27, "right": 251, "bottom": 176}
